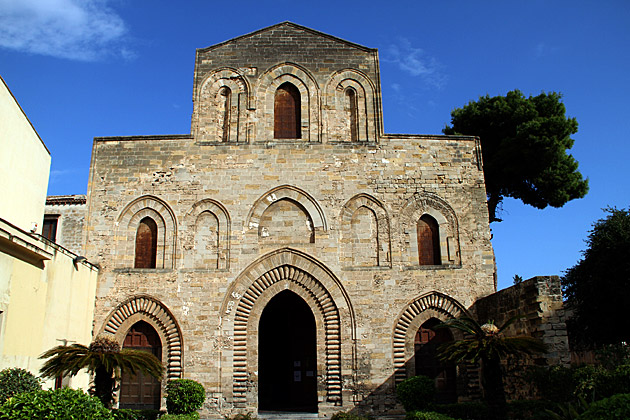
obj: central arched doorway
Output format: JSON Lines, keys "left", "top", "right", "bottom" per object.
{"left": 415, "top": 318, "right": 457, "bottom": 403}
{"left": 119, "top": 321, "right": 162, "bottom": 410}
{"left": 258, "top": 290, "right": 317, "bottom": 412}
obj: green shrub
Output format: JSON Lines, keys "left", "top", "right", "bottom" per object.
{"left": 166, "top": 379, "right": 205, "bottom": 415}
{"left": 0, "top": 367, "right": 42, "bottom": 404}
{"left": 159, "top": 413, "right": 199, "bottom": 420}
{"left": 430, "top": 401, "right": 489, "bottom": 420}
{"left": 111, "top": 408, "right": 161, "bottom": 420}
{"left": 331, "top": 412, "right": 369, "bottom": 420}
{"left": 396, "top": 375, "right": 436, "bottom": 411}
{"left": 0, "top": 387, "right": 112, "bottom": 419}
{"left": 529, "top": 365, "right": 579, "bottom": 402}
{"left": 578, "top": 393, "right": 630, "bottom": 420}
{"left": 507, "top": 399, "right": 556, "bottom": 420}
{"left": 405, "top": 411, "right": 455, "bottom": 420}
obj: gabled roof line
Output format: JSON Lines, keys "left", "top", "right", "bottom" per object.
{"left": 197, "top": 21, "right": 377, "bottom": 54}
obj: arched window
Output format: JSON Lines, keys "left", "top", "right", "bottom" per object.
{"left": 417, "top": 215, "right": 441, "bottom": 265}
{"left": 274, "top": 82, "right": 301, "bottom": 139}
{"left": 218, "top": 86, "right": 231, "bottom": 142}
{"left": 346, "top": 87, "right": 358, "bottom": 142}
{"left": 135, "top": 217, "right": 157, "bottom": 268}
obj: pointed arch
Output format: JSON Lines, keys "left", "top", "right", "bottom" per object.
{"left": 100, "top": 295, "right": 183, "bottom": 380}
{"left": 255, "top": 63, "right": 320, "bottom": 142}
{"left": 274, "top": 82, "right": 301, "bottom": 139}
{"left": 324, "top": 68, "right": 378, "bottom": 142}
{"left": 116, "top": 195, "right": 177, "bottom": 269}
{"left": 392, "top": 292, "right": 468, "bottom": 383}
{"left": 340, "top": 193, "right": 391, "bottom": 268}
{"left": 135, "top": 217, "right": 158, "bottom": 268}
{"left": 182, "top": 199, "right": 230, "bottom": 270}
{"left": 400, "top": 193, "right": 460, "bottom": 267}
{"left": 219, "top": 248, "right": 356, "bottom": 407}
{"left": 193, "top": 67, "right": 250, "bottom": 142}
{"left": 247, "top": 185, "right": 327, "bottom": 234}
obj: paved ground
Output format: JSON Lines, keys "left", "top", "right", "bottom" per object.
{"left": 201, "top": 413, "right": 406, "bottom": 420}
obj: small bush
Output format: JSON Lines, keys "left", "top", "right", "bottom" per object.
{"left": 430, "top": 401, "right": 489, "bottom": 420}
{"left": 396, "top": 375, "right": 436, "bottom": 411}
{"left": 159, "top": 413, "right": 199, "bottom": 420}
{"left": 166, "top": 379, "right": 205, "bottom": 415}
{"left": 507, "top": 400, "right": 556, "bottom": 420}
{"left": 529, "top": 365, "right": 579, "bottom": 402}
{"left": 111, "top": 408, "right": 161, "bottom": 420}
{"left": 578, "top": 393, "right": 630, "bottom": 420}
{"left": 331, "top": 412, "right": 369, "bottom": 420}
{"left": 0, "top": 387, "right": 112, "bottom": 420}
{"left": 405, "top": 411, "right": 455, "bottom": 420}
{"left": 0, "top": 367, "right": 42, "bottom": 404}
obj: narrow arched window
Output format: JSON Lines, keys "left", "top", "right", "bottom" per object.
{"left": 218, "top": 86, "right": 231, "bottom": 142}
{"left": 135, "top": 217, "right": 157, "bottom": 268}
{"left": 417, "top": 215, "right": 441, "bottom": 265}
{"left": 346, "top": 88, "right": 358, "bottom": 142}
{"left": 274, "top": 82, "right": 301, "bottom": 139}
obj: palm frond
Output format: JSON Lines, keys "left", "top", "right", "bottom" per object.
{"left": 497, "top": 314, "right": 525, "bottom": 334}
{"left": 436, "top": 317, "right": 483, "bottom": 336}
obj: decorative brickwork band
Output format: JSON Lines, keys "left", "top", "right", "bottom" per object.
{"left": 221, "top": 248, "right": 355, "bottom": 407}
{"left": 392, "top": 292, "right": 467, "bottom": 383}
{"left": 231, "top": 265, "right": 341, "bottom": 403}
{"left": 102, "top": 296, "right": 183, "bottom": 380}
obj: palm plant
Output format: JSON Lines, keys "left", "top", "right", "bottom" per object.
{"left": 39, "top": 334, "right": 164, "bottom": 409}
{"left": 436, "top": 316, "right": 547, "bottom": 420}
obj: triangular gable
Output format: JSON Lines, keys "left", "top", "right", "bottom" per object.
{"left": 197, "top": 21, "right": 376, "bottom": 53}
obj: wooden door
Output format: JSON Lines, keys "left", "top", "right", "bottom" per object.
{"left": 119, "top": 321, "right": 162, "bottom": 410}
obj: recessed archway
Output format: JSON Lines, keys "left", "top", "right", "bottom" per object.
{"left": 258, "top": 290, "right": 317, "bottom": 412}
{"left": 119, "top": 321, "right": 162, "bottom": 410}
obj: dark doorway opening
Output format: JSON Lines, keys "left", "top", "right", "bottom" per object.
{"left": 119, "top": 321, "right": 162, "bottom": 410}
{"left": 415, "top": 318, "right": 457, "bottom": 403}
{"left": 259, "top": 290, "right": 317, "bottom": 412}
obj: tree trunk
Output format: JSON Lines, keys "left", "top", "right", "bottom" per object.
{"left": 94, "top": 366, "right": 115, "bottom": 409}
{"left": 481, "top": 356, "right": 507, "bottom": 420}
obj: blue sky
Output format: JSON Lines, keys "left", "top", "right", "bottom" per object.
{"left": 1, "top": 0, "right": 628, "bottom": 290}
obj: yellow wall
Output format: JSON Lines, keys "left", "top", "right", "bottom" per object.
{"left": 0, "top": 77, "right": 51, "bottom": 233}
{"left": 0, "top": 220, "right": 98, "bottom": 390}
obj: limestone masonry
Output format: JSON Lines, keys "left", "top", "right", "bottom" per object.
{"left": 81, "top": 22, "right": 556, "bottom": 417}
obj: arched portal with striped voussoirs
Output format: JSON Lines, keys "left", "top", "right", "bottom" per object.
{"left": 392, "top": 292, "right": 468, "bottom": 384}
{"left": 100, "top": 295, "right": 184, "bottom": 381}
{"left": 219, "top": 248, "right": 356, "bottom": 409}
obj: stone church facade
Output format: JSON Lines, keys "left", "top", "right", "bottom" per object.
{"left": 85, "top": 22, "right": 499, "bottom": 416}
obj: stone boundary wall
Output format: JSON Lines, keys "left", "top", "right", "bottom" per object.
{"left": 472, "top": 275, "right": 570, "bottom": 400}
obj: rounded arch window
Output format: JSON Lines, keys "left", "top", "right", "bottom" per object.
{"left": 135, "top": 217, "right": 157, "bottom": 268}
{"left": 417, "top": 214, "right": 441, "bottom": 265}
{"left": 274, "top": 82, "right": 301, "bottom": 139}
{"left": 345, "top": 87, "right": 358, "bottom": 141}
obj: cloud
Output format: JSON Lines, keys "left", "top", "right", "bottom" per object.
{"left": 534, "top": 42, "right": 559, "bottom": 59}
{"left": 0, "top": 0, "right": 129, "bottom": 61}
{"left": 384, "top": 38, "right": 447, "bottom": 89}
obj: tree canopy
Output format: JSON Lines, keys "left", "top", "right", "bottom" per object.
{"left": 562, "top": 207, "right": 630, "bottom": 348}
{"left": 443, "top": 90, "right": 588, "bottom": 223}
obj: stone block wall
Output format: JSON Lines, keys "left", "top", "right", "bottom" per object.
{"left": 472, "top": 276, "right": 570, "bottom": 400}
{"left": 83, "top": 23, "right": 497, "bottom": 417}
{"left": 44, "top": 195, "right": 86, "bottom": 255}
